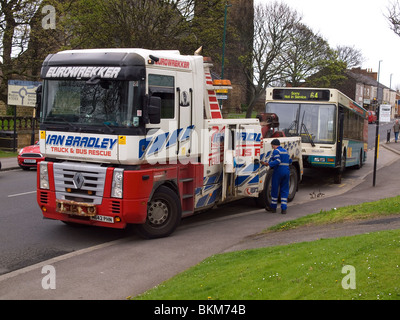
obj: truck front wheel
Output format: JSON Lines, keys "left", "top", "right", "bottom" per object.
{"left": 134, "top": 186, "right": 182, "bottom": 239}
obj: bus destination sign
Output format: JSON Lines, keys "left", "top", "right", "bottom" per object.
{"left": 273, "top": 89, "right": 331, "bottom": 101}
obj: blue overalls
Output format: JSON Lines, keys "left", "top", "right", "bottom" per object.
{"left": 268, "top": 146, "right": 292, "bottom": 210}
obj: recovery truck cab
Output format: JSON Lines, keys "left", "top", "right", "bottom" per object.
{"left": 37, "top": 48, "right": 302, "bottom": 238}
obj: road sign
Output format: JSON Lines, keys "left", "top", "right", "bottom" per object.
{"left": 216, "top": 94, "right": 228, "bottom": 100}
{"left": 7, "top": 80, "right": 41, "bottom": 107}
{"left": 379, "top": 104, "right": 391, "bottom": 123}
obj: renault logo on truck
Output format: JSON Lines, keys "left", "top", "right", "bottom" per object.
{"left": 73, "top": 172, "right": 85, "bottom": 189}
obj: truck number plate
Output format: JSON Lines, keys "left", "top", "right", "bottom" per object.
{"left": 90, "top": 215, "right": 114, "bottom": 223}
{"left": 24, "top": 159, "right": 36, "bottom": 164}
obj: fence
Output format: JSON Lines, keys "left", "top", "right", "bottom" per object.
{"left": 0, "top": 116, "right": 39, "bottom": 131}
{"left": 0, "top": 116, "right": 39, "bottom": 151}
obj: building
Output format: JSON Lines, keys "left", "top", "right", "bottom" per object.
{"left": 336, "top": 68, "right": 398, "bottom": 118}
{"left": 220, "top": 0, "right": 254, "bottom": 114}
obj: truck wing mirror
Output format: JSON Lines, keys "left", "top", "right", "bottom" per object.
{"left": 148, "top": 96, "right": 161, "bottom": 124}
{"left": 35, "top": 85, "right": 42, "bottom": 118}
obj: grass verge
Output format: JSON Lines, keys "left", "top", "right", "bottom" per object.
{"left": 267, "top": 196, "right": 400, "bottom": 232}
{"left": 133, "top": 196, "right": 400, "bottom": 300}
{"left": 0, "top": 150, "right": 18, "bottom": 158}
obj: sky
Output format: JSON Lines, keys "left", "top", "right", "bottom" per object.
{"left": 256, "top": 0, "right": 400, "bottom": 89}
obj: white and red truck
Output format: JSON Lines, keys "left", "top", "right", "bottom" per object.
{"left": 36, "top": 48, "right": 302, "bottom": 238}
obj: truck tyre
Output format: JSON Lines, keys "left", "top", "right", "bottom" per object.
{"left": 256, "top": 165, "right": 298, "bottom": 207}
{"left": 287, "top": 165, "right": 298, "bottom": 203}
{"left": 255, "top": 169, "right": 273, "bottom": 208}
{"left": 134, "top": 186, "right": 182, "bottom": 239}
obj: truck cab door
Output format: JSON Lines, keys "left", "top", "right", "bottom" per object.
{"left": 176, "top": 72, "right": 194, "bottom": 161}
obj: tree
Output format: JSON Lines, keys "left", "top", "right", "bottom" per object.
{"left": 240, "top": 1, "right": 300, "bottom": 118}
{"left": 305, "top": 58, "right": 347, "bottom": 88}
{"left": 386, "top": 0, "right": 400, "bottom": 36}
{"left": 0, "top": 0, "right": 41, "bottom": 103}
{"left": 63, "top": 0, "right": 226, "bottom": 57}
{"left": 335, "top": 45, "right": 364, "bottom": 68}
{"left": 281, "top": 23, "right": 332, "bottom": 87}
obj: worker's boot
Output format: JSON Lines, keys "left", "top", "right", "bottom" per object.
{"left": 281, "top": 208, "right": 287, "bottom": 214}
{"left": 265, "top": 205, "right": 276, "bottom": 213}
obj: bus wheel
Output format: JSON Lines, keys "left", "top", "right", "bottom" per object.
{"left": 288, "top": 165, "right": 298, "bottom": 202}
{"left": 356, "top": 149, "right": 363, "bottom": 169}
{"left": 334, "top": 151, "right": 346, "bottom": 184}
{"left": 134, "top": 186, "right": 182, "bottom": 239}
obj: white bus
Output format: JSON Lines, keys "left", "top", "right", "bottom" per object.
{"left": 265, "top": 88, "right": 368, "bottom": 183}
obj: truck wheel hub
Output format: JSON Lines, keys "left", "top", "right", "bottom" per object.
{"left": 148, "top": 200, "right": 168, "bottom": 225}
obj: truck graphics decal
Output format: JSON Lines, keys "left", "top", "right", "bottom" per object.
{"left": 45, "top": 133, "right": 117, "bottom": 156}
{"left": 138, "top": 125, "right": 195, "bottom": 159}
{"left": 195, "top": 172, "right": 223, "bottom": 209}
{"left": 155, "top": 58, "right": 190, "bottom": 69}
{"left": 45, "top": 66, "right": 122, "bottom": 79}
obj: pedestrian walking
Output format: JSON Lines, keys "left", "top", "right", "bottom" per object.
{"left": 393, "top": 120, "right": 400, "bottom": 143}
{"left": 260, "top": 139, "right": 292, "bottom": 214}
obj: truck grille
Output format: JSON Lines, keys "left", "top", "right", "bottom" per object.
{"left": 53, "top": 162, "right": 107, "bottom": 205}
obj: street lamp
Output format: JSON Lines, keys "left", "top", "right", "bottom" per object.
{"left": 373, "top": 60, "right": 382, "bottom": 187}
{"left": 221, "top": 2, "right": 232, "bottom": 79}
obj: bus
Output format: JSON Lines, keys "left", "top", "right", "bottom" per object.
{"left": 265, "top": 88, "right": 368, "bottom": 184}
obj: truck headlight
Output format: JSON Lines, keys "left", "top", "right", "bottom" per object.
{"left": 39, "top": 162, "right": 49, "bottom": 190}
{"left": 111, "top": 168, "right": 124, "bottom": 198}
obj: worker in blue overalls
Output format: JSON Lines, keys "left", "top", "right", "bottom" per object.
{"left": 261, "top": 139, "right": 292, "bottom": 214}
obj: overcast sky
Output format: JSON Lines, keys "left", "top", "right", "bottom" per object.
{"left": 256, "top": 0, "right": 400, "bottom": 89}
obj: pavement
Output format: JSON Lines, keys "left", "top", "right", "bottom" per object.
{"left": 0, "top": 156, "right": 19, "bottom": 171}
{"left": 0, "top": 138, "right": 400, "bottom": 299}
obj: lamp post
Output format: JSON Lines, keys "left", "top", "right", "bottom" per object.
{"left": 221, "top": 2, "right": 232, "bottom": 79}
{"left": 373, "top": 60, "right": 382, "bottom": 187}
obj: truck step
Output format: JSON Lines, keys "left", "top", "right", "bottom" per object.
{"left": 180, "top": 178, "right": 194, "bottom": 183}
{"left": 182, "top": 194, "right": 193, "bottom": 199}
{"left": 182, "top": 210, "right": 193, "bottom": 217}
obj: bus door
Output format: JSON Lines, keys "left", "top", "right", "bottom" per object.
{"left": 336, "top": 106, "right": 345, "bottom": 168}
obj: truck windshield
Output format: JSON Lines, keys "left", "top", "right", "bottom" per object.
{"left": 266, "top": 102, "right": 336, "bottom": 144}
{"left": 41, "top": 80, "right": 143, "bottom": 129}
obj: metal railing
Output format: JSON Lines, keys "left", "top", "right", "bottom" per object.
{"left": 0, "top": 116, "right": 39, "bottom": 131}
{"left": 0, "top": 116, "right": 39, "bottom": 151}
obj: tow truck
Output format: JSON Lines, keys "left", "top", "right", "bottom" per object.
{"left": 36, "top": 48, "right": 302, "bottom": 238}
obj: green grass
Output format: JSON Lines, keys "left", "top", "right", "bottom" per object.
{"left": 226, "top": 111, "right": 258, "bottom": 119}
{"left": 134, "top": 230, "right": 400, "bottom": 300}
{"left": 0, "top": 150, "right": 18, "bottom": 158}
{"left": 267, "top": 196, "right": 400, "bottom": 232}
{"left": 133, "top": 196, "right": 400, "bottom": 300}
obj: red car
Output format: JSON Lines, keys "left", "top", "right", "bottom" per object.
{"left": 368, "top": 110, "right": 377, "bottom": 124}
{"left": 18, "top": 141, "right": 44, "bottom": 170}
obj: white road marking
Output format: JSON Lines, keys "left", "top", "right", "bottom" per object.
{"left": 8, "top": 191, "right": 36, "bottom": 198}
